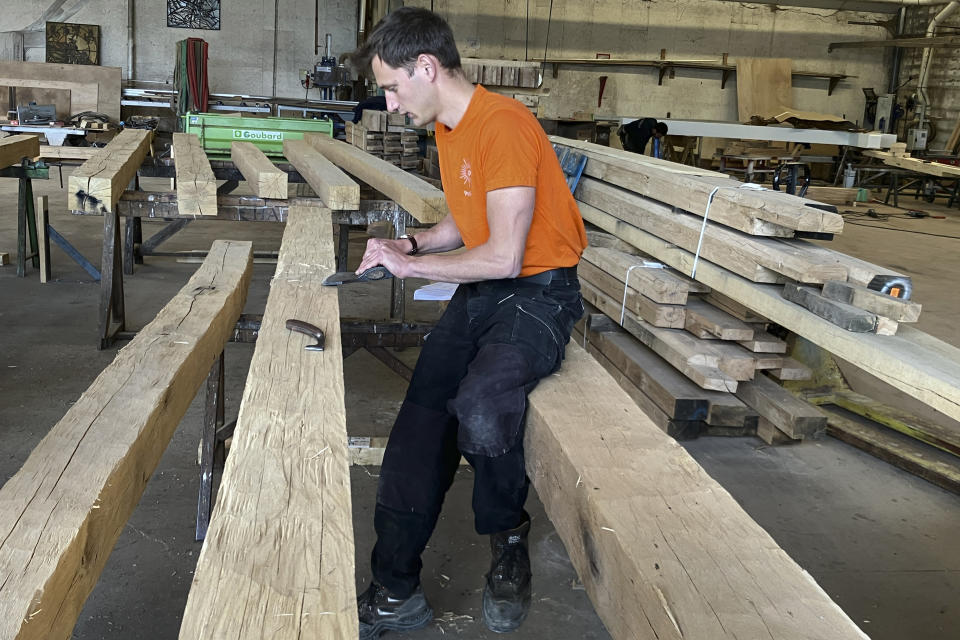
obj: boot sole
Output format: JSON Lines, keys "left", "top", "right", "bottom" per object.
{"left": 482, "top": 593, "right": 531, "bottom": 633}
{"left": 359, "top": 606, "right": 434, "bottom": 639}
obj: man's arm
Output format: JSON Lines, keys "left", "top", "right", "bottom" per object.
{"left": 355, "top": 186, "right": 535, "bottom": 283}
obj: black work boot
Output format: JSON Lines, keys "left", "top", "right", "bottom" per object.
{"left": 482, "top": 515, "right": 532, "bottom": 633}
{"left": 357, "top": 581, "right": 433, "bottom": 640}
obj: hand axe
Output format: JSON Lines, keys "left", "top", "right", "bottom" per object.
{"left": 322, "top": 265, "right": 394, "bottom": 286}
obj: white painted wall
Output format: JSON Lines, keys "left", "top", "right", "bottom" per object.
{"left": 133, "top": 0, "right": 359, "bottom": 97}
{"left": 409, "top": 0, "right": 891, "bottom": 125}
{"left": 0, "top": 0, "right": 360, "bottom": 99}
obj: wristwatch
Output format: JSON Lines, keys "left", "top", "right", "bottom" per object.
{"left": 400, "top": 234, "right": 419, "bottom": 255}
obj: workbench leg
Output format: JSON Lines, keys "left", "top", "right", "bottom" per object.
{"left": 336, "top": 223, "right": 350, "bottom": 272}
{"left": 390, "top": 213, "right": 406, "bottom": 321}
{"left": 133, "top": 217, "right": 143, "bottom": 264}
{"left": 196, "top": 350, "right": 225, "bottom": 542}
{"left": 98, "top": 210, "right": 126, "bottom": 350}
{"left": 16, "top": 176, "right": 39, "bottom": 277}
{"left": 123, "top": 216, "right": 137, "bottom": 275}
{"left": 35, "top": 196, "right": 50, "bottom": 283}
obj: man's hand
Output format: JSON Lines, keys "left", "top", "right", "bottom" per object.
{"left": 356, "top": 237, "right": 414, "bottom": 278}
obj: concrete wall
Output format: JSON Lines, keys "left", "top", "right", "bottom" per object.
{"left": 898, "top": 6, "right": 960, "bottom": 148}
{"left": 408, "top": 0, "right": 891, "bottom": 124}
{"left": 0, "top": 0, "right": 360, "bottom": 99}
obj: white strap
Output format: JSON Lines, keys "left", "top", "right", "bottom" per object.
{"left": 689, "top": 183, "right": 767, "bottom": 279}
{"left": 690, "top": 186, "right": 720, "bottom": 279}
{"left": 620, "top": 264, "right": 644, "bottom": 325}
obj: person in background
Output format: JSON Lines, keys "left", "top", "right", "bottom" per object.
{"left": 618, "top": 117, "right": 668, "bottom": 156}
{"left": 352, "top": 94, "right": 388, "bottom": 123}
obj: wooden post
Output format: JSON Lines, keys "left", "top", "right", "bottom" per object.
{"left": 34, "top": 195, "right": 49, "bottom": 283}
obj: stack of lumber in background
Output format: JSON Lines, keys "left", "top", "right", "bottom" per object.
{"left": 421, "top": 142, "right": 441, "bottom": 183}
{"left": 461, "top": 57, "right": 540, "bottom": 88}
{"left": 344, "top": 110, "right": 419, "bottom": 170}
{"left": 554, "top": 137, "right": 939, "bottom": 446}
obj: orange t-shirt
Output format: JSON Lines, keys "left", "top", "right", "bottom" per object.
{"left": 435, "top": 86, "right": 587, "bottom": 277}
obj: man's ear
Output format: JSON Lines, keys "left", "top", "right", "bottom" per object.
{"left": 417, "top": 53, "right": 439, "bottom": 81}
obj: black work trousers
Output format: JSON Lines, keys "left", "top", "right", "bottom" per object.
{"left": 370, "top": 266, "right": 583, "bottom": 598}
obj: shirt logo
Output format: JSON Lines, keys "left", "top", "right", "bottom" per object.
{"left": 459, "top": 158, "right": 473, "bottom": 197}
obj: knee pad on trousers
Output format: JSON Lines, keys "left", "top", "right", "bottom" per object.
{"left": 449, "top": 344, "right": 530, "bottom": 457}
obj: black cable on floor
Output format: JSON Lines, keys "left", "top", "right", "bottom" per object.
{"left": 844, "top": 220, "right": 960, "bottom": 240}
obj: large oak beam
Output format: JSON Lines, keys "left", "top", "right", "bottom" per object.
{"left": 173, "top": 133, "right": 218, "bottom": 216}
{"left": 0, "top": 240, "right": 253, "bottom": 640}
{"left": 283, "top": 138, "right": 359, "bottom": 209}
{"left": 231, "top": 141, "right": 288, "bottom": 200}
{"left": 180, "top": 205, "right": 356, "bottom": 638}
{"left": 0, "top": 134, "right": 40, "bottom": 169}
{"left": 526, "top": 344, "right": 868, "bottom": 640}
{"left": 68, "top": 128, "right": 153, "bottom": 214}
{"left": 305, "top": 133, "right": 448, "bottom": 223}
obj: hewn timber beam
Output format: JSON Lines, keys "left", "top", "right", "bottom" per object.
{"left": 553, "top": 137, "right": 843, "bottom": 235}
{"left": 173, "top": 133, "right": 218, "bottom": 216}
{"left": 67, "top": 128, "right": 153, "bottom": 214}
{"left": 525, "top": 343, "right": 868, "bottom": 640}
{"left": 305, "top": 132, "right": 448, "bottom": 224}
{"left": 231, "top": 141, "right": 288, "bottom": 200}
{"left": 0, "top": 134, "right": 40, "bottom": 169}
{"left": 180, "top": 205, "right": 356, "bottom": 639}
{"left": 580, "top": 201, "right": 960, "bottom": 423}
{"left": 0, "top": 240, "right": 253, "bottom": 640}
{"left": 283, "top": 138, "right": 359, "bottom": 209}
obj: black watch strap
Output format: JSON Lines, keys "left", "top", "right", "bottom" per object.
{"left": 403, "top": 235, "right": 419, "bottom": 255}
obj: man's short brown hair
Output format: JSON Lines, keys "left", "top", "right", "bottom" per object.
{"left": 353, "top": 7, "right": 462, "bottom": 75}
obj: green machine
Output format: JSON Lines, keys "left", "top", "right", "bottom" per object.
{"left": 181, "top": 112, "right": 334, "bottom": 156}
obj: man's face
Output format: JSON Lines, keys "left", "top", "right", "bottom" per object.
{"left": 371, "top": 55, "right": 434, "bottom": 127}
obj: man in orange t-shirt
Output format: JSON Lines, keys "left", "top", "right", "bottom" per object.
{"left": 352, "top": 8, "right": 586, "bottom": 638}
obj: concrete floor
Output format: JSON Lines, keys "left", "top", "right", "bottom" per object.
{"left": 1, "top": 169, "right": 958, "bottom": 639}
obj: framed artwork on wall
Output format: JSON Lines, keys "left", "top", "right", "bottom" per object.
{"left": 167, "top": 0, "right": 221, "bottom": 30}
{"left": 45, "top": 22, "right": 100, "bottom": 65}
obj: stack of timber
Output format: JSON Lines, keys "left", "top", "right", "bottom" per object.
{"left": 573, "top": 308, "right": 760, "bottom": 440}
{"left": 578, "top": 237, "right": 805, "bottom": 390}
{"left": 421, "top": 143, "right": 442, "bottom": 184}
{"left": 575, "top": 235, "right": 835, "bottom": 445}
{"left": 345, "top": 110, "right": 420, "bottom": 169}
{"left": 554, "top": 136, "right": 960, "bottom": 438}
{"left": 559, "top": 136, "right": 924, "bottom": 337}
{"left": 461, "top": 57, "right": 540, "bottom": 88}
{"left": 0, "top": 241, "right": 252, "bottom": 639}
